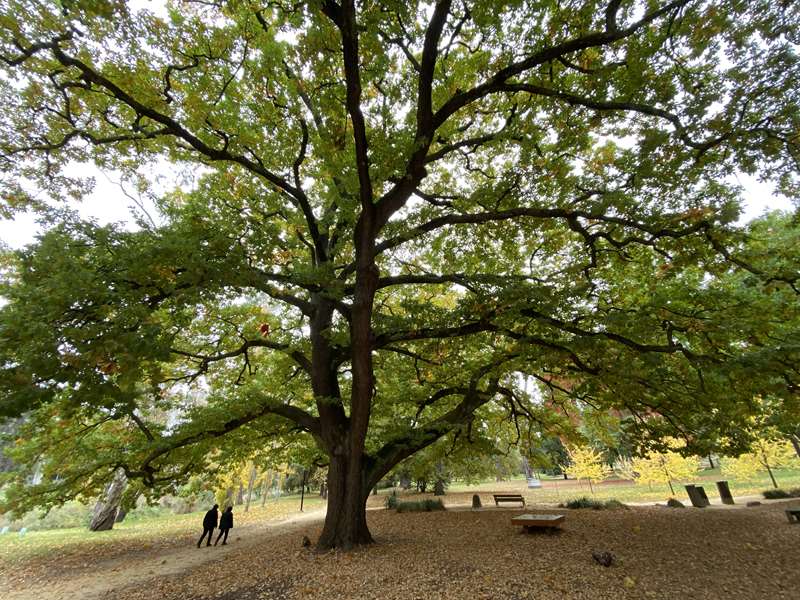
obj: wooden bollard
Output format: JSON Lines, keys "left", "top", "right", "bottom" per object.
{"left": 685, "top": 485, "right": 708, "bottom": 508}
{"left": 716, "top": 481, "right": 735, "bottom": 505}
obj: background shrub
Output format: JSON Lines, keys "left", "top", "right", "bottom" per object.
{"left": 560, "top": 497, "right": 627, "bottom": 510}
{"left": 395, "top": 499, "right": 445, "bottom": 513}
{"left": 762, "top": 488, "right": 800, "bottom": 499}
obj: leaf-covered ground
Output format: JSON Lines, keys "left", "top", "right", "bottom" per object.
{"left": 0, "top": 495, "right": 326, "bottom": 563}
{"left": 2, "top": 494, "right": 799, "bottom": 600}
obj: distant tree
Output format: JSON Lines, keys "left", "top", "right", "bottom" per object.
{"left": 722, "top": 438, "right": 797, "bottom": 488}
{"left": 243, "top": 463, "right": 258, "bottom": 513}
{"left": 565, "top": 446, "right": 611, "bottom": 493}
{"left": 629, "top": 439, "right": 699, "bottom": 495}
{"left": 88, "top": 468, "right": 127, "bottom": 532}
{"left": 530, "top": 437, "right": 572, "bottom": 479}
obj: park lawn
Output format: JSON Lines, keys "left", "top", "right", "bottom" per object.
{"left": 0, "top": 494, "right": 324, "bottom": 565}
{"left": 445, "top": 468, "right": 800, "bottom": 505}
{"left": 3, "top": 468, "right": 799, "bottom": 566}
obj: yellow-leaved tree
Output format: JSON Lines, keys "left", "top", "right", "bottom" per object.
{"left": 214, "top": 462, "right": 250, "bottom": 508}
{"left": 565, "top": 446, "right": 611, "bottom": 494}
{"left": 629, "top": 438, "right": 700, "bottom": 495}
{"left": 721, "top": 438, "right": 798, "bottom": 488}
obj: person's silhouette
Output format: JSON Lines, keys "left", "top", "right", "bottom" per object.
{"left": 197, "top": 504, "right": 218, "bottom": 548}
{"left": 214, "top": 506, "right": 233, "bottom": 546}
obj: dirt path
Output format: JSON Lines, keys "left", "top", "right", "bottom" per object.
{"left": 4, "top": 508, "right": 328, "bottom": 600}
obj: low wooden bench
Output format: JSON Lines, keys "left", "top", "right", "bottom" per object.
{"left": 512, "top": 513, "right": 565, "bottom": 533}
{"left": 494, "top": 494, "right": 525, "bottom": 507}
{"left": 786, "top": 508, "right": 800, "bottom": 523}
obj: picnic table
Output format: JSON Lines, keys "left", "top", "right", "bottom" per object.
{"left": 511, "top": 513, "right": 565, "bottom": 533}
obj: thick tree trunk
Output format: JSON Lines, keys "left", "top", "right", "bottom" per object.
{"left": 89, "top": 469, "right": 127, "bottom": 531}
{"left": 317, "top": 454, "right": 373, "bottom": 549}
{"left": 313, "top": 209, "right": 379, "bottom": 550}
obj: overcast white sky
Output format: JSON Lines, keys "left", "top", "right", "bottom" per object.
{"left": 0, "top": 168, "right": 792, "bottom": 250}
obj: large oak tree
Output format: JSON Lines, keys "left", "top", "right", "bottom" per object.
{"left": 0, "top": 0, "right": 798, "bottom": 548}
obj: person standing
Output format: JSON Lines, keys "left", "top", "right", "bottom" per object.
{"left": 197, "top": 504, "right": 219, "bottom": 548}
{"left": 214, "top": 506, "right": 233, "bottom": 546}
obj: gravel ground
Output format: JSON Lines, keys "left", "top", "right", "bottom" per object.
{"left": 108, "top": 499, "right": 799, "bottom": 600}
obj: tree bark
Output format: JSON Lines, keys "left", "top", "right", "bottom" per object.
{"left": 764, "top": 459, "right": 778, "bottom": 488}
{"left": 261, "top": 472, "right": 271, "bottom": 507}
{"left": 521, "top": 457, "right": 533, "bottom": 479}
{"left": 790, "top": 434, "right": 800, "bottom": 459}
{"left": 316, "top": 454, "right": 373, "bottom": 549}
{"left": 759, "top": 443, "right": 779, "bottom": 488}
{"left": 236, "top": 482, "right": 245, "bottom": 505}
{"left": 244, "top": 465, "right": 258, "bottom": 513}
{"left": 89, "top": 468, "right": 127, "bottom": 531}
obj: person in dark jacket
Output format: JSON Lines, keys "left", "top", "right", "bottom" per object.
{"left": 214, "top": 506, "right": 233, "bottom": 546}
{"left": 197, "top": 504, "right": 219, "bottom": 547}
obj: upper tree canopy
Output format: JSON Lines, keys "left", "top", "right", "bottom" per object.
{"left": 0, "top": 0, "right": 798, "bottom": 531}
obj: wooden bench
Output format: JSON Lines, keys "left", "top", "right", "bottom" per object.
{"left": 511, "top": 513, "right": 565, "bottom": 533}
{"left": 786, "top": 508, "right": 800, "bottom": 523}
{"left": 494, "top": 494, "right": 525, "bottom": 507}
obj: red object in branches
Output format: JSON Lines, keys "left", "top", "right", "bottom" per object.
{"left": 259, "top": 323, "right": 270, "bottom": 337}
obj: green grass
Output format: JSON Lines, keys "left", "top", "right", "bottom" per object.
{"left": 445, "top": 468, "right": 800, "bottom": 505}
{"left": 0, "top": 494, "right": 324, "bottom": 563}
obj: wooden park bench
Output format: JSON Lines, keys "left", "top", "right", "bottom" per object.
{"left": 786, "top": 508, "right": 800, "bottom": 523}
{"left": 493, "top": 494, "right": 526, "bottom": 507}
{"left": 511, "top": 513, "right": 565, "bottom": 533}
